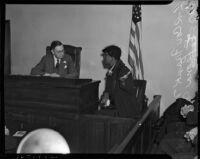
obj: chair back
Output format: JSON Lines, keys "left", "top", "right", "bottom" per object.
{"left": 46, "top": 45, "right": 82, "bottom": 78}
{"left": 132, "top": 80, "right": 147, "bottom": 115}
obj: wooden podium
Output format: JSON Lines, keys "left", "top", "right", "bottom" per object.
{"left": 4, "top": 75, "right": 100, "bottom": 114}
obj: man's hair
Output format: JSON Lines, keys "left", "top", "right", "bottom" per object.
{"left": 50, "top": 40, "right": 63, "bottom": 50}
{"left": 102, "top": 45, "right": 121, "bottom": 60}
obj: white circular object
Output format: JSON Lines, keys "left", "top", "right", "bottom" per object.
{"left": 17, "top": 128, "right": 70, "bottom": 154}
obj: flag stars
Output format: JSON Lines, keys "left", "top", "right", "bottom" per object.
{"left": 132, "top": 5, "right": 141, "bottom": 23}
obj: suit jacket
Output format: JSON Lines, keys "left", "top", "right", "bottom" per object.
{"left": 30, "top": 53, "right": 78, "bottom": 78}
{"left": 104, "top": 60, "right": 139, "bottom": 118}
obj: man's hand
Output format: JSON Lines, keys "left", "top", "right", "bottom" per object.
{"left": 50, "top": 73, "right": 60, "bottom": 77}
{"left": 100, "top": 93, "right": 109, "bottom": 105}
{"left": 98, "top": 93, "right": 110, "bottom": 110}
{"left": 43, "top": 73, "right": 60, "bottom": 77}
{"left": 43, "top": 73, "right": 51, "bottom": 76}
{"left": 184, "top": 127, "right": 198, "bottom": 142}
{"left": 180, "top": 104, "right": 194, "bottom": 118}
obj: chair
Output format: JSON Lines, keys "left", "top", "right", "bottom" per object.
{"left": 96, "top": 80, "right": 147, "bottom": 118}
{"left": 132, "top": 80, "right": 147, "bottom": 115}
{"left": 46, "top": 45, "right": 82, "bottom": 78}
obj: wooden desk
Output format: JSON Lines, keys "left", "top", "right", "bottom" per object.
{"left": 4, "top": 75, "right": 102, "bottom": 152}
{"left": 4, "top": 75, "right": 100, "bottom": 113}
{"left": 95, "top": 108, "right": 119, "bottom": 117}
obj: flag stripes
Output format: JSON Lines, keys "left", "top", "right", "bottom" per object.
{"left": 128, "top": 53, "right": 136, "bottom": 79}
{"left": 128, "top": 5, "right": 144, "bottom": 80}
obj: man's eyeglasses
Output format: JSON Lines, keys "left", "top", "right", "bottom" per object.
{"left": 54, "top": 49, "right": 64, "bottom": 54}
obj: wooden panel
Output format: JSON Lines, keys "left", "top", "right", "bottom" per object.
{"left": 108, "top": 95, "right": 161, "bottom": 154}
{"left": 82, "top": 120, "right": 106, "bottom": 153}
{"left": 5, "top": 108, "right": 136, "bottom": 153}
{"left": 53, "top": 117, "right": 80, "bottom": 153}
{"left": 78, "top": 114, "right": 135, "bottom": 153}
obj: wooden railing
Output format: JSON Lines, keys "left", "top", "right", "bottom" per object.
{"left": 108, "top": 95, "right": 161, "bottom": 153}
{"left": 5, "top": 107, "right": 136, "bottom": 153}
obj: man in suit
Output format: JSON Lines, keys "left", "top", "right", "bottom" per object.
{"left": 30, "top": 40, "right": 78, "bottom": 78}
{"left": 99, "top": 45, "right": 139, "bottom": 118}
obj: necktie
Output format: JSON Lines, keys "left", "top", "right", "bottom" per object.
{"left": 55, "top": 59, "right": 60, "bottom": 69}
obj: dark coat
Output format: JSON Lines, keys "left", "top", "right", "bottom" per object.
{"left": 30, "top": 53, "right": 78, "bottom": 78}
{"left": 153, "top": 98, "right": 193, "bottom": 144}
{"left": 156, "top": 96, "right": 198, "bottom": 157}
{"left": 104, "top": 60, "right": 139, "bottom": 118}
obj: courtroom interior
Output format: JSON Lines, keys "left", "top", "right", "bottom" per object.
{"left": 2, "top": 1, "right": 198, "bottom": 158}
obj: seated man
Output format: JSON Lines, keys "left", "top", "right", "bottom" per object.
{"left": 30, "top": 40, "right": 78, "bottom": 78}
{"left": 99, "top": 45, "right": 139, "bottom": 118}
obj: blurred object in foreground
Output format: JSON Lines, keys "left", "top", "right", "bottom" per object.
{"left": 17, "top": 128, "right": 70, "bottom": 154}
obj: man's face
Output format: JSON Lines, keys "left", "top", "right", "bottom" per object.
{"left": 101, "top": 52, "right": 113, "bottom": 69}
{"left": 52, "top": 45, "right": 64, "bottom": 59}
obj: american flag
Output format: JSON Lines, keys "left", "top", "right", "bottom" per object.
{"left": 128, "top": 5, "right": 144, "bottom": 80}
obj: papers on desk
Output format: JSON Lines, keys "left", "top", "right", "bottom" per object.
{"left": 13, "top": 131, "right": 27, "bottom": 137}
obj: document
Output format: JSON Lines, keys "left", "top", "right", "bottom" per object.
{"left": 13, "top": 131, "right": 27, "bottom": 137}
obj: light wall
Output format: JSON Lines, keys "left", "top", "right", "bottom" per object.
{"left": 6, "top": 3, "right": 198, "bottom": 115}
